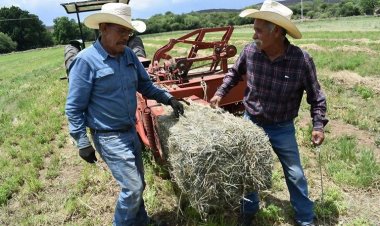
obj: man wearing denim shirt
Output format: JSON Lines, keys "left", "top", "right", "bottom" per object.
{"left": 65, "top": 3, "right": 183, "bottom": 226}
{"left": 210, "top": 1, "right": 328, "bottom": 226}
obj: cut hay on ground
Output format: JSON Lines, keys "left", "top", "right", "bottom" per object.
{"left": 156, "top": 101, "right": 273, "bottom": 217}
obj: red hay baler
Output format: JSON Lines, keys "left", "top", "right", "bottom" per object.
{"left": 136, "top": 26, "right": 247, "bottom": 161}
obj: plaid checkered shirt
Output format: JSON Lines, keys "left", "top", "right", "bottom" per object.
{"left": 215, "top": 39, "right": 328, "bottom": 131}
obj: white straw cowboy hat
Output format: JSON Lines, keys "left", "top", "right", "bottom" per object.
{"left": 84, "top": 3, "right": 146, "bottom": 33}
{"left": 239, "top": 0, "right": 301, "bottom": 39}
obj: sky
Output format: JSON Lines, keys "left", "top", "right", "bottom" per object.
{"left": 0, "top": 0, "right": 261, "bottom": 26}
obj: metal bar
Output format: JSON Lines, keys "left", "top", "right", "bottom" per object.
{"left": 75, "top": 3, "right": 86, "bottom": 49}
{"left": 316, "top": 145, "right": 324, "bottom": 202}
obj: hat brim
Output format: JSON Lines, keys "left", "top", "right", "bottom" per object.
{"left": 240, "top": 9, "right": 302, "bottom": 39}
{"left": 84, "top": 13, "right": 146, "bottom": 33}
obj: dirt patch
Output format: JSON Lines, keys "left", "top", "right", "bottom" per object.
{"left": 300, "top": 43, "right": 327, "bottom": 52}
{"left": 295, "top": 116, "right": 380, "bottom": 225}
{"left": 298, "top": 113, "right": 379, "bottom": 159}
{"left": 327, "top": 70, "right": 380, "bottom": 94}
{"left": 333, "top": 45, "right": 377, "bottom": 55}
{"left": 330, "top": 119, "right": 378, "bottom": 146}
{"left": 341, "top": 188, "right": 380, "bottom": 225}
{"left": 303, "top": 38, "right": 380, "bottom": 44}
{"left": 300, "top": 43, "right": 377, "bottom": 55}
{"left": 328, "top": 120, "right": 380, "bottom": 162}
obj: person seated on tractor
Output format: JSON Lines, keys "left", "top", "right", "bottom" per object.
{"left": 65, "top": 3, "right": 184, "bottom": 226}
{"left": 127, "top": 31, "right": 151, "bottom": 67}
{"left": 127, "top": 31, "right": 146, "bottom": 58}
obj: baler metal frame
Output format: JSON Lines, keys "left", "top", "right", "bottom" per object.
{"left": 136, "top": 26, "right": 246, "bottom": 161}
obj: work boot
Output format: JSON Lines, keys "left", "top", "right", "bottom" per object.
{"left": 296, "top": 220, "right": 316, "bottom": 226}
{"left": 237, "top": 213, "right": 254, "bottom": 226}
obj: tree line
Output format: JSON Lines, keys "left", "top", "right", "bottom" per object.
{"left": 0, "top": 6, "right": 53, "bottom": 53}
{"left": 0, "top": 0, "right": 379, "bottom": 53}
{"left": 289, "top": 0, "right": 380, "bottom": 18}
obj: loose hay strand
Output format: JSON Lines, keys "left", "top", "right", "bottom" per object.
{"left": 157, "top": 101, "right": 273, "bottom": 218}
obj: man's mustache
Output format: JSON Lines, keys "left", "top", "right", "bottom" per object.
{"left": 117, "top": 40, "right": 128, "bottom": 45}
{"left": 253, "top": 39, "right": 262, "bottom": 47}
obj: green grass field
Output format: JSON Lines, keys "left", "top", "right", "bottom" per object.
{"left": 0, "top": 16, "right": 379, "bottom": 225}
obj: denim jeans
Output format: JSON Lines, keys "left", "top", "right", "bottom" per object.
{"left": 241, "top": 112, "right": 314, "bottom": 224}
{"left": 91, "top": 129, "right": 149, "bottom": 226}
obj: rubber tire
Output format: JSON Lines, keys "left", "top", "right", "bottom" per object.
{"left": 64, "top": 44, "right": 80, "bottom": 76}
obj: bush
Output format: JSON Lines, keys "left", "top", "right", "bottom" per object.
{"left": 306, "top": 10, "right": 316, "bottom": 19}
{"left": 338, "top": 1, "right": 362, "bottom": 17}
{"left": 0, "top": 32, "right": 17, "bottom": 54}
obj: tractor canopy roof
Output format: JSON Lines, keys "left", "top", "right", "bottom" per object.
{"left": 61, "top": 0, "right": 130, "bottom": 14}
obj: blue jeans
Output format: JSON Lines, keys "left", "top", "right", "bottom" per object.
{"left": 241, "top": 113, "right": 314, "bottom": 223}
{"left": 91, "top": 129, "right": 149, "bottom": 226}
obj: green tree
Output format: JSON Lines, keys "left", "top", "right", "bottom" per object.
{"left": 184, "top": 15, "right": 201, "bottom": 29}
{"left": 0, "top": 32, "right": 17, "bottom": 53}
{"left": 0, "top": 6, "right": 53, "bottom": 51}
{"left": 145, "top": 14, "right": 167, "bottom": 33}
{"left": 52, "top": 17, "right": 81, "bottom": 44}
{"left": 325, "top": 4, "right": 340, "bottom": 17}
{"left": 338, "top": 1, "right": 361, "bottom": 17}
{"left": 360, "top": 0, "right": 380, "bottom": 15}
{"left": 144, "top": 10, "right": 252, "bottom": 34}
{"left": 311, "top": 0, "right": 323, "bottom": 11}
{"left": 81, "top": 25, "right": 96, "bottom": 42}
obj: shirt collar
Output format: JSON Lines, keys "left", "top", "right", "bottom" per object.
{"left": 258, "top": 38, "right": 292, "bottom": 62}
{"left": 94, "top": 38, "right": 134, "bottom": 65}
{"left": 283, "top": 38, "right": 292, "bottom": 60}
{"left": 94, "top": 38, "right": 110, "bottom": 61}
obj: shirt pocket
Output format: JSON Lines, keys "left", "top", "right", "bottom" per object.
{"left": 124, "top": 64, "right": 138, "bottom": 89}
{"left": 94, "top": 67, "right": 119, "bottom": 93}
{"left": 277, "top": 72, "right": 302, "bottom": 99}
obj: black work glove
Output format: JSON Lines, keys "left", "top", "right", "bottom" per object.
{"left": 168, "top": 97, "right": 184, "bottom": 118}
{"left": 79, "top": 146, "right": 97, "bottom": 164}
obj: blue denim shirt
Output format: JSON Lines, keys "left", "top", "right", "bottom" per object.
{"left": 65, "top": 39, "right": 172, "bottom": 149}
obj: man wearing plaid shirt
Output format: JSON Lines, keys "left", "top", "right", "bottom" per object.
{"left": 210, "top": 1, "right": 328, "bottom": 226}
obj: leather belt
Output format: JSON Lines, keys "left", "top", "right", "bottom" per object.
{"left": 90, "top": 127, "right": 131, "bottom": 134}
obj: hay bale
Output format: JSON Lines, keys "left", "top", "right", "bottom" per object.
{"left": 156, "top": 101, "right": 273, "bottom": 217}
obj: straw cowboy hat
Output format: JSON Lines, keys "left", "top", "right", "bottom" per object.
{"left": 239, "top": 0, "right": 301, "bottom": 39}
{"left": 84, "top": 3, "right": 146, "bottom": 33}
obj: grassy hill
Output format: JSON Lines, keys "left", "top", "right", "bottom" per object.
{"left": 0, "top": 16, "right": 379, "bottom": 225}
{"left": 195, "top": 9, "right": 241, "bottom": 13}
{"left": 279, "top": 0, "right": 342, "bottom": 6}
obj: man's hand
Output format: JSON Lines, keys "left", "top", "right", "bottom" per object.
{"left": 79, "top": 146, "right": 97, "bottom": 163}
{"left": 210, "top": 95, "right": 222, "bottom": 108}
{"left": 312, "top": 130, "right": 325, "bottom": 146}
{"left": 148, "top": 60, "right": 159, "bottom": 74}
{"left": 168, "top": 97, "right": 184, "bottom": 117}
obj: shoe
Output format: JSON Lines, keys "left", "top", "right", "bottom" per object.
{"left": 296, "top": 220, "right": 315, "bottom": 226}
